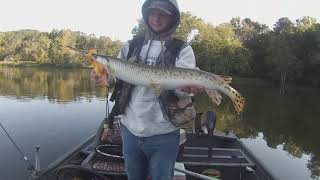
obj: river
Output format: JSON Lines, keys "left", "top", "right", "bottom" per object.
{"left": 0, "top": 66, "right": 319, "bottom": 180}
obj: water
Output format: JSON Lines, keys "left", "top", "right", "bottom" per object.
{"left": 0, "top": 66, "right": 319, "bottom": 180}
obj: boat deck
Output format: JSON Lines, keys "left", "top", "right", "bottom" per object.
{"left": 35, "top": 129, "right": 276, "bottom": 180}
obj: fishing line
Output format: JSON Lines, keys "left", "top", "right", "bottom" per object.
{"left": 106, "top": 86, "right": 110, "bottom": 119}
{"left": 0, "top": 122, "right": 33, "bottom": 168}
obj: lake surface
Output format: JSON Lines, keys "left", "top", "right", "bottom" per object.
{"left": 0, "top": 66, "right": 319, "bottom": 180}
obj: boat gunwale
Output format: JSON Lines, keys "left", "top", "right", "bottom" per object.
{"left": 38, "top": 134, "right": 96, "bottom": 177}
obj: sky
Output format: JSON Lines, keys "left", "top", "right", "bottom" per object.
{"left": 1, "top": 0, "right": 319, "bottom": 41}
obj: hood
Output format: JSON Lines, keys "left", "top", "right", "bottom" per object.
{"left": 142, "top": 0, "right": 180, "bottom": 41}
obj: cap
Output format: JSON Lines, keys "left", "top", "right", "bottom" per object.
{"left": 147, "top": 1, "right": 175, "bottom": 16}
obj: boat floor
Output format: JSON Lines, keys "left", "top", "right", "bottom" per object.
{"left": 36, "top": 131, "right": 275, "bottom": 180}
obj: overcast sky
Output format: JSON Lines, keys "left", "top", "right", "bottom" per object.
{"left": 1, "top": 0, "right": 319, "bottom": 41}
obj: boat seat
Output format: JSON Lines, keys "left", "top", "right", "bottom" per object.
{"left": 179, "top": 146, "right": 255, "bottom": 167}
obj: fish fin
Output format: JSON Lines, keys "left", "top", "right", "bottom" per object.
{"left": 88, "top": 49, "right": 109, "bottom": 88}
{"left": 175, "top": 89, "right": 194, "bottom": 97}
{"left": 150, "top": 82, "right": 161, "bottom": 97}
{"left": 87, "top": 49, "right": 106, "bottom": 77}
{"left": 205, "top": 89, "right": 222, "bottom": 106}
{"left": 87, "top": 49, "right": 97, "bottom": 64}
{"left": 218, "top": 75, "right": 232, "bottom": 84}
{"left": 230, "top": 90, "right": 245, "bottom": 114}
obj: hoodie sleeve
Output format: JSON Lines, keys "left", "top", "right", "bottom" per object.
{"left": 175, "top": 45, "right": 196, "bottom": 69}
{"left": 174, "top": 45, "right": 197, "bottom": 97}
{"left": 117, "top": 41, "right": 130, "bottom": 59}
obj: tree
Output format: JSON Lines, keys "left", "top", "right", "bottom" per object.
{"left": 131, "top": 19, "right": 147, "bottom": 37}
{"left": 273, "top": 17, "right": 295, "bottom": 34}
{"left": 296, "top": 16, "right": 318, "bottom": 32}
{"left": 0, "top": 33, "right": 5, "bottom": 59}
{"left": 230, "top": 17, "right": 271, "bottom": 76}
{"left": 48, "top": 30, "right": 65, "bottom": 63}
{"left": 267, "top": 34, "right": 298, "bottom": 93}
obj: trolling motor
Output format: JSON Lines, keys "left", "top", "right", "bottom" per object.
{"left": 194, "top": 112, "right": 204, "bottom": 134}
{"left": 205, "top": 111, "right": 217, "bottom": 158}
{"left": 205, "top": 111, "right": 216, "bottom": 137}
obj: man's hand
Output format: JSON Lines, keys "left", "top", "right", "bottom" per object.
{"left": 179, "top": 86, "right": 223, "bottom": 106}
{"left": 178, "top": 67, "right": 205, "bottom": 95}
{"left": 91, "top": 70, "right": 107, "bottom": 87}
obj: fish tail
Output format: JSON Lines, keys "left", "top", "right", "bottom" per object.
{"left": 215, "top": 75, "right": 245, "bottom": 114}
{"left": 231, "top": 90, "right": 245, "bottom": 114}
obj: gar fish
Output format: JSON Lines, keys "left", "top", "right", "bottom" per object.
{"left": 68, "top": 47, "right": 245, "bottom": 114}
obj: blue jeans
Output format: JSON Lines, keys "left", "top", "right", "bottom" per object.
{"left": 121, "top": 125, "right": 180, "bottom": 180}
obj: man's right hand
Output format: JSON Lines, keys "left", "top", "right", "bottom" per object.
{"left": 90, "top": 70, "right": 108, "bottom": 87}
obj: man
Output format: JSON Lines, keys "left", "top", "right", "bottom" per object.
{"left": 94, "top": 0, "right": 203, "bottom": 179}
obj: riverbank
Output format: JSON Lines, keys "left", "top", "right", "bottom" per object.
{"left": 1, "top": 62, "right": 318, "bottom": 90}
{"left": 0, "top": 61, "right": 88, "bottom": 68}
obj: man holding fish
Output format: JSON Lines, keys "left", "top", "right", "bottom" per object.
{"left": 92, "top": 0, "right": 228, "bottom": 179}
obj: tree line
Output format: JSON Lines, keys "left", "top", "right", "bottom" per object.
{"left": 0, "top": 29, "right": 123, "bottom": 65}
{"left": 1, "top": 13, "right": 320, "bottom": 87}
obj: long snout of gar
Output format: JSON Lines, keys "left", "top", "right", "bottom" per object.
{"left": 87, "top": 49, "right": 245, "bottom": 114}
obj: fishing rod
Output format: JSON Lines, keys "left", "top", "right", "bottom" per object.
{"left": 0, "top": 122, "right": 42, "bottom": 180}
{"left": 0, "top": 122, "right": 34, "bottom": 168}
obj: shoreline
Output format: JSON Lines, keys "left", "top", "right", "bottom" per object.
{"left": 0, "top": 61, "right": 90, "bottom": 68}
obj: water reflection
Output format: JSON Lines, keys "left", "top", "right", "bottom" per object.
{"left": 0, "top": 66, "right": 320, "bottom": 179}
{"left": 192, "top": 81, "right": 320, "bottom": 179}
{"left": 0, "top": 66, "right": 107, "bottom": 101}
{"left": 0, "top": 66, "right": 109, "bottom": 180}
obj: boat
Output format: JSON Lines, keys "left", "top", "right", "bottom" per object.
{"left": 31, "top": 111, "right": 276, "bottom": 180}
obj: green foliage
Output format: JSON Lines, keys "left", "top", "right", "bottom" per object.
{"left": 175, "top": 13, "right": 252, "bottom": 75}
{"left": 0, "top": 29, "right": 122, "bottom": 66}
{"left": 0, "top": 33, "right": 4, "bottom": 55}
{"left": 1, "top": 14, "right": 320, "bottom": 87}
{"left": 123, "top": 14, "right": 320, "bottom": 87}
{"left": 273, "top": 17, "right": 295, "bottom": 34}
{"left": 265, "top": 17, "right": 320, "bottom": 86}
{"left": 131, "top": 19, "right": 147, "bottom": 37}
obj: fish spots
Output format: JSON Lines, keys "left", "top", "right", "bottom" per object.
{"left": 231, "top": 89, "right": 237, "bottom": 95}
{"left": 224, "top": 85, "right": 232, "bottom": 92}
{"left": 232, "top": 92, "right": 245, "bottom": 114}
{"left": 211, "top": 75, "right": 218, "bottom": 81}
{"left": 218, "top": 81, "right": 224, "bottom": 86}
